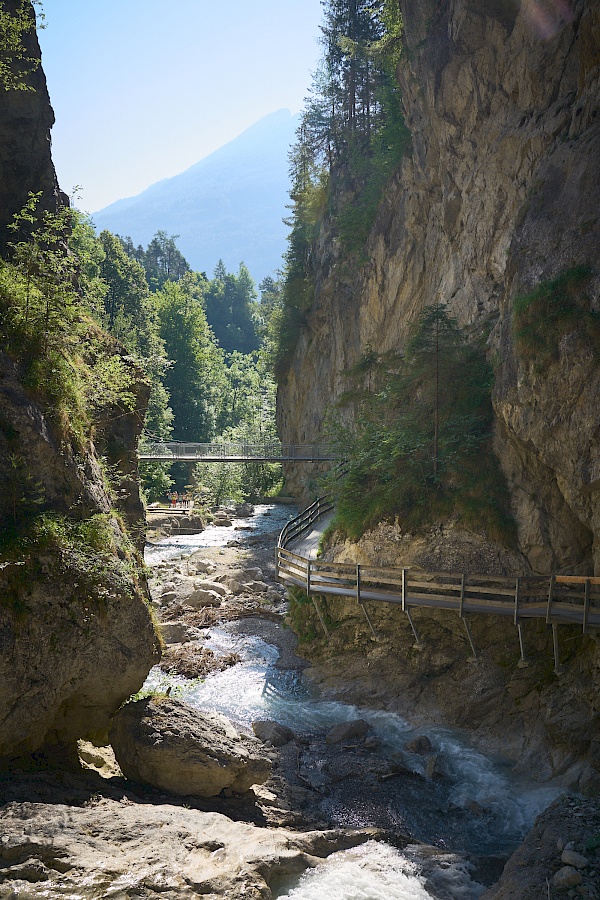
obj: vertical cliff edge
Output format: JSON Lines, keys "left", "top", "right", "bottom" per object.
{"left": 0, "top": 3, "right": 161, "bottom": 766}
{"left": 278, "top": 0, "right": 600, "bottom": 576}
{"left": 276, "top": 1, "right": 600, "bottom": 791}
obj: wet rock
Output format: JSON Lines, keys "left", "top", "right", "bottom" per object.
{"left": 159, "top": 622, "right": 191, "bottom": 644}
{"left": 553, "top": 866, "right": 583, "bottom": 889}
{"left": 110, "top": 697, "right": 272, "bottom": 797}
{"left": 213, "top": 516, "right": 233, "bottom": 527}
{"left": 252, "top": 720, "right": 296, "bottom": 748}
{"left": 236, "top": 502, "right": 255, "bottom": 517}
{"left": 406, "top": 735, "right": 434, "bottom": 755}
{"left": 186, "top": 589, "right": 222, "bottom": 608}
{"left": 325, "top": 719, "right": 369, "bottom": 745}
{"left": 424, "top": 753, "right": 446, "bottom": 781}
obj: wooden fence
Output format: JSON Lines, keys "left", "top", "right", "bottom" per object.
{"left": 276, "top": 499, "right": 600, "bottom": 672}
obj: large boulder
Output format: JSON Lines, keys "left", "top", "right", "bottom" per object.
{"left": 325, "top": 719, "right": 369, "bottom": 745}
{"left": 0, "top": 528, "right": 161, "bottom": 764}
{"left": 110, "top": 697, "right": 272, "bottom": 797}
{"left": 252, "top": 720, "right": 296, "bottom": 748}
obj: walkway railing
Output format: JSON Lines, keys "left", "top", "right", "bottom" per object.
{"left": 138, "top": 441, "right": 339, "bottom": 462}
{"left": 277, "top": 498, "right": 600, "bottom": 671}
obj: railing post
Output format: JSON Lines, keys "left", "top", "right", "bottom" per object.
{"left": 583, "top": 578, "right": 590, "bottom": 634}
{"left": 306, "top": 559, "right": 311, "bottom": 596}
{"left": 462, "top": 617, "right": 477, "bottom": 661}
{"left": 552, "top": 623, "right": 564, "bottom": 676}
{"left": 516, "top": 623, "right": 529, "bottom": 667}
{"left": 402, "top": 568, "right": 406, "bottom": 612}
{"left": 514, "top": 577, "right": 521, "bottom": 626}
{"left": 459, "top": 573, "right": 466, "bottom": 617}
{"left": 546, "top": 575, "right": 555, "bottom": 624}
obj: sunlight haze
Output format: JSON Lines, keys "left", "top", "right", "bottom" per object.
{"left": 38, "top": 0, "right": 324, "bottom": 212}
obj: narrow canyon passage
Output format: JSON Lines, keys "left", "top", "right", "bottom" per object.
{"left": 144, "top": 504, "right": 565, "bottom": 898}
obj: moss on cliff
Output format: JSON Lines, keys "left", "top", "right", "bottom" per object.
{"left": 512, "top": 266, "right": 598, "bottom": 370}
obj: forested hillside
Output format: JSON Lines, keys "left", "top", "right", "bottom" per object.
{"left": 73, "top": 222, "right": 283, "bottom": 501}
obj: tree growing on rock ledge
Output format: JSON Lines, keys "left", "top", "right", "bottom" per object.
{"left": 324, "top": 307, "right": 515, "bottom": 542}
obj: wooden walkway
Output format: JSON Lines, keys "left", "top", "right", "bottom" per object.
{"left": 277, "top": 498, "right": 600, "bottom": 671}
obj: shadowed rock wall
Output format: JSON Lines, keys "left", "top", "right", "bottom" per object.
{"left": 278, "top": 0, "right": 600, "bottom": 575}
{"left": 0, "top": 0, "right": 65, "bottom": 253}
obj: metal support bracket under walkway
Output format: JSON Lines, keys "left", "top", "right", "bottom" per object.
{"left": 277, "top": 496, "right": 600, "bottom": 668}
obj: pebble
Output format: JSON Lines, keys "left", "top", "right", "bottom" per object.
{"left": 561, "top": 849, "right": 590, "bottom": 869}
{"left": 553, "top": 866, "right": 583, "bottom": 889}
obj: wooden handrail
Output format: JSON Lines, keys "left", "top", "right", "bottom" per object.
{"left": 277, "top": 497, "right": 600, "bottom": 632}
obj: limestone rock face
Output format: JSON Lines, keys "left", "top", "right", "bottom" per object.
{"left": 0, "top": 0, "right": 65, "bottom": 254}
{"left": 0, "top": 536, "right": 160, "bottom": 762}
{"left": 277, "top": 0, "right": 600, "bottom": 574}
{"left": 0, "top": 797, "right": 371, "bottom": 899}
{"left": 110, "top": 697, "right": 272, "bottom": 797}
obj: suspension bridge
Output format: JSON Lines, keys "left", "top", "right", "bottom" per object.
{"left": 138, "top": 441, "right": 338, "bottom": 463}
{"left": 277, "top": 497, "right": 600, "bottom": 674}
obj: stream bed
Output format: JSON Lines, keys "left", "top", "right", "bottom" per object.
{"left": 144, "top": 503, "right": 562, "bottom": 899}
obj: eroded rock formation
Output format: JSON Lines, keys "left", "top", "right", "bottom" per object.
{"left": 110, "top": 698, "right": 272, "bottom": 797}
{"left": 278, "top": 0, "right": 600, "bottom": 575}
{"left": 0, "top": 349, "right": 161, "bottom": 763}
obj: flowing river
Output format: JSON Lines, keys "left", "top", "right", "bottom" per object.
{"left": 144, "top": 503, "right": 561, "bottom": 899}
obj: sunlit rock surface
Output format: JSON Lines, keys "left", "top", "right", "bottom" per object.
{"left": 110, "top": 698, "right": 272, "bottom": 797}
{"left": 278, "top": 0, "right": 600, "bottom": 574}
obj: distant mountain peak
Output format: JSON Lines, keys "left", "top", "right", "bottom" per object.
{"left": 92, "top": 110, "right": 300, "bottom": 284}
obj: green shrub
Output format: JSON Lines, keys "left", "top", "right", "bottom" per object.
{"left": 513, "top": 267, "right": 597, "bottom": 368}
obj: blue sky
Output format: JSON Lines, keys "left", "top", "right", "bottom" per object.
{"left": 38, "top": 1, "right": 324, "bottom": 212}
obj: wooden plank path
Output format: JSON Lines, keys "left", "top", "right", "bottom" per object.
{"left": 139, "top": 441, "right": 338, "bottom": 463}
{"left": 277, "top": 497, "right": 600, "bottom": 670}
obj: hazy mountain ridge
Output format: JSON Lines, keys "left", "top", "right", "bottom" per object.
{"left": 92, "top": 109, "right": 299, "bottom": 283}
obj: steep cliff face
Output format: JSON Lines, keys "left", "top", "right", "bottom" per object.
{"left": 0, "top": 347, "right": 161, "bottom": 765}
{"left": 0, "top": 6, "right": 160, "bottom": 765}
{"left": 277, "top": 0, "right": 600, "bottom": 792}
{"left": 278, "top": 0, "right": 600, "bottom": 575}
{"left": 0, "top": 0, "right": 65, "bottom": 252}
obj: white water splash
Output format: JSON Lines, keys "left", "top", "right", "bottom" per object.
{"left": 274, "top": 842, "right": 433, "bottom": 900}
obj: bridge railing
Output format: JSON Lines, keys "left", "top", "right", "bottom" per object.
{"left": 138, "top": 441, "right": 338, "bottom": 461}
{"left": 277, "top": 549, "right": 600, "bottom": 628}
{"left": 277, "top": 499, "right": 600, "bottom": 638}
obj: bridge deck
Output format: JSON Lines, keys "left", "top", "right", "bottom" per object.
{"left": 139, "top": 442, "right": 337, "bottom": 462}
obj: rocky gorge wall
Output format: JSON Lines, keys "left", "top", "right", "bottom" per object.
{"left": 0, "top": 0, "right": 67, "bottom": 252}
{"left": 278, "top": 0, "right": 600, "bottom": 577}
{"left": 277, "top": 0, "right": 600, "bottom": 792}
{"left": 0, "top": 3, "right": 161, "bottom": 765}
